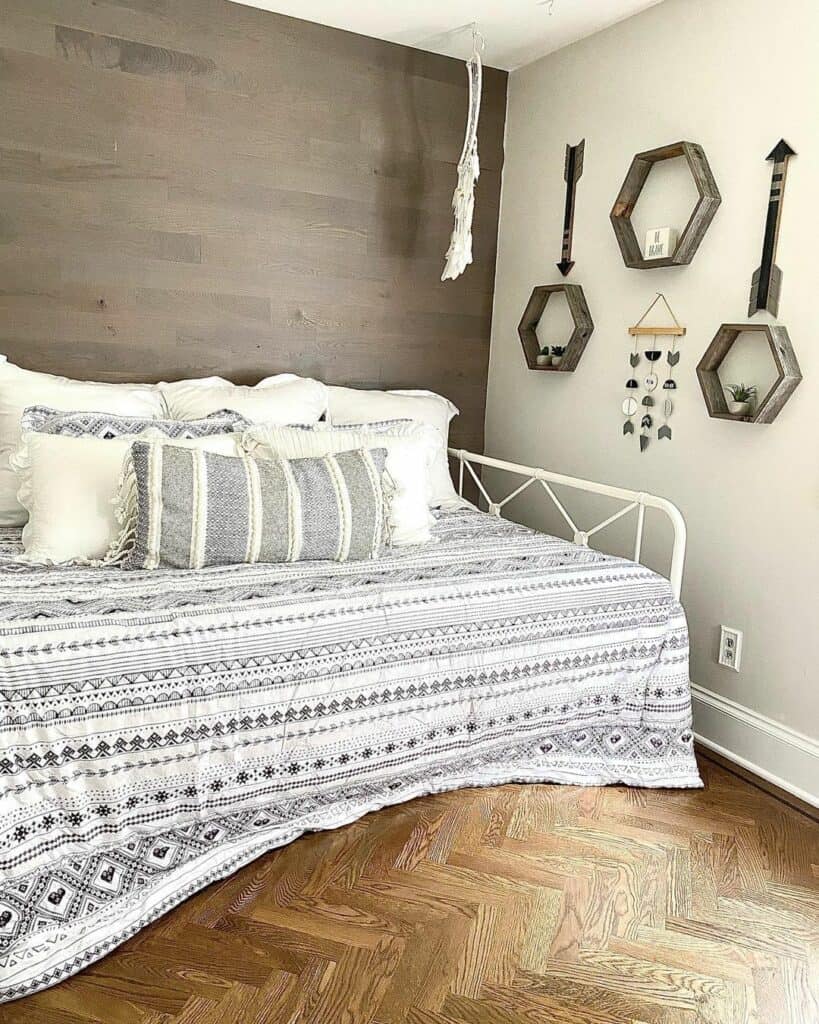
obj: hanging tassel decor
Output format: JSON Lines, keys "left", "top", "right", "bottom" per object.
{"left": 442, "top": 26, "right": 483, "bottom": 281}
{"left": 622, "top": 293, "right": 686, "bottom": 451}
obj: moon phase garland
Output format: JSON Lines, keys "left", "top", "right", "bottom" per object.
{"left": 623, "top": 294, "right": 686, "bottom": 452}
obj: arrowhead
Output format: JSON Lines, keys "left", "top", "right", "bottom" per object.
{"left": 766, "top": 139, "right": 796, "bottom": 162}
{"left": 556, "top": 260, "right": 574, "bottom": 276}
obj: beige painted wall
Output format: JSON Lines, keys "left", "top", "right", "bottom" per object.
{"left": 486, "top": 0, "right": 818, "bottom": 754}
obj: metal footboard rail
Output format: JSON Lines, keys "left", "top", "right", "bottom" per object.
{"left": 449, "top": 449, "right": 686, "bottom": 600}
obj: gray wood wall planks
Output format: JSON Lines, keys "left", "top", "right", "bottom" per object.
{"left": 0, "top": 1, "right": 507, "bottom": 453}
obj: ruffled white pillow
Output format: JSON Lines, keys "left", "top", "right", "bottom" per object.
{"left": 325, "top": 386, "right": 463, "bottom": 509}
{"left": 242, "top": 422, "right": 438, "bottom": 546}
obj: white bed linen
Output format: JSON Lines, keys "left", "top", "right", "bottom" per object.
{"left": 0, "top": 508, "right": 700, "bottom": 1001}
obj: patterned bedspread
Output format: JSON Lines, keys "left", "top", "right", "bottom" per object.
{"left": 0, "top": 507, "right": 700, "bottom": 1001}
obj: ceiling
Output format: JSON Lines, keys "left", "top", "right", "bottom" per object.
{"left": 230, "top": 0, "right": 666, "bottom": 71}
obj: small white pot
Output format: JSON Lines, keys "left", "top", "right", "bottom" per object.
{"left": 551, "top": 355, "right": 563, "bottom": 368}
{"left": 728, "top": 400, "right": 751, "bottom": 416}
{"left": 536, "top": 353, "right": 551, "bottom": 367}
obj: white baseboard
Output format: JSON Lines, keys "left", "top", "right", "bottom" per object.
{"left": 690, "top": 683, "right": 819, "bottom": 808}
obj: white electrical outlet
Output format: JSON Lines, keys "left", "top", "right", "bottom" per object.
{"left": 718, "top": 626, "right": 743, "bottom": 672}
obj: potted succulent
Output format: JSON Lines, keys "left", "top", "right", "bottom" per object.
{"left": 536, "top": 345, "right": 551, "bottom": 367}
{"left": 551, "top": 345, "right": 566, "bottom": 368}
{"left": 724, "top": 382, "right": 756, "bottom": 416}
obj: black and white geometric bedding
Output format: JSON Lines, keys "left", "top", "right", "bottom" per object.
{"left": 0, "top": 507, "right": 700, "bottom": 1001}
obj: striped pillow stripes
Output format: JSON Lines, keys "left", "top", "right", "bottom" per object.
{"left": 118, "top": 441, "right": 388, "bottom": 569}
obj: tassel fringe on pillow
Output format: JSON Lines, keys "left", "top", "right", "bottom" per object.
{"left": 104, "top": 453, "right": 139, "bottom": 566}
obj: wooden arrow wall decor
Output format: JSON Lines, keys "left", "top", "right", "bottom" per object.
{"left": 748, "top": 139, "right": 796, "bottom": 317}
{"left": 557, "top": 139, "right": 584, "bottom": 276}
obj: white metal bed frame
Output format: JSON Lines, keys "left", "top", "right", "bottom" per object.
{"left": 449, "top": 449, "right": 687, "bottom": 600}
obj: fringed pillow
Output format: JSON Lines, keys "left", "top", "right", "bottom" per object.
{"left": 109, "top": 441, "right": 389, "bottom": 569}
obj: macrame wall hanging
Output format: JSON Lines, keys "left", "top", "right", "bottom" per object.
{"left": 622, "top": 293, "right": 686, "bottom": 451}
{"left": 441, "top": 26, "right": 484, "bottom": 281}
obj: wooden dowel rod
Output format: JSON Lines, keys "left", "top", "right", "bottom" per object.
{"left": 628, "top": 326, "right": 686, "bottom": 336}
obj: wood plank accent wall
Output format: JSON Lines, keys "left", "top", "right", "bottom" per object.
{"left": 0, "top": 1, "right": 507, "bottom": 453}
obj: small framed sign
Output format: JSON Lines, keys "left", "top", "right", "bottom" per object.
{"left": 644, "top": 227, "right": 678, "bottom": 260}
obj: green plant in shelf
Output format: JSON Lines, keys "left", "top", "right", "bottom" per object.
{"left": 724, "top": 383, "right": 757, "bottom": 403}
{"left": 551, "top": 346, "right": 566, "bottom": 357}
{"left": 724, "top": 382, "right": 757, "bottom": 417}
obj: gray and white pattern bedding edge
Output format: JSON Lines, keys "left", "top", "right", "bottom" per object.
{"left": 0, "top": 508, "right": 700, "bottom": 1002}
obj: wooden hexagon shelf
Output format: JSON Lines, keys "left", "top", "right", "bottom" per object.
{"left": 610, "top": 141, "right": 721, "bottom": 269}
{"left": 518, "top": 283, "right": 594, "bottom": 373}
{"left": 696, "top": 323, "right": 802, "bottom": 423}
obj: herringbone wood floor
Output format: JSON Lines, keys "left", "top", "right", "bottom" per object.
{"left": 6, "top": 755, "right": 818, "bottom": 1023}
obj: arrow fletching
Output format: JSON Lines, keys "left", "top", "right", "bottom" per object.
{"left": 748, "top": 263, "right": 782, "bottom": 317}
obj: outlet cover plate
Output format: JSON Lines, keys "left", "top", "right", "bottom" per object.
{"left": 718, "top": 625, "right": 743, "bottom": 672}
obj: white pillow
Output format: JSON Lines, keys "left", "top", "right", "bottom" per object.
{"left": 0, "top": 356, "right": 164, "bottom": 527}
{"left": 160, "top": 373, "right": 327, "bottom": 425}
{"left": 11, "top": 431, "right": 239, "bottom": 564}
{"left": 242, "top": 423, "right": 437, "bottom": 546}
{"left": 325, "top": 386, "right": 462, "bottom": 509}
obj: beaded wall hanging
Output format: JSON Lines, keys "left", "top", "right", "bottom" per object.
{"left": 623, "top": 293, "right": 686, "bottom": 451}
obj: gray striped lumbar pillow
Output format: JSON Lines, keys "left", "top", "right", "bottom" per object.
{"left": 110, "top": 441, "right": 389, "bottom": 569}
